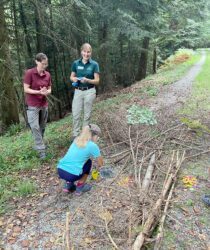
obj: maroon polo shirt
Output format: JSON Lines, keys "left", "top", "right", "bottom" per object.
{"left": 23, "top": 67, "right": 52, "bottom": 107}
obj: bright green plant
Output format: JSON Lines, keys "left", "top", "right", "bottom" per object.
{"left": 180, "top": 117, "right": 210, "bottom": 136}
{"left": 15, "top": 180, "right": 37, "bottom": 197}
{"left": 127, "top": 105, "right": 157, "bottom": 125}
{"left": 145, "top": 86, "right": 158, "bottom": 96}
{"left": 5, "top": 123, "right": 25, "bottom": 137}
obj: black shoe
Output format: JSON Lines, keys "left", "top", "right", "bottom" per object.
{"left": 63, "top": 182, "right": 76, "bottom": 193}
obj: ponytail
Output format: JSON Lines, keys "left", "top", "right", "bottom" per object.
{"left": 75, "top": 126, "right": 91, "bottom": 148}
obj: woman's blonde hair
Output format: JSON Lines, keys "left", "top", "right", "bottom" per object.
{"left": 81, "top": 43, "right": 92, "bottom": 52}
{"left": 75, "top": 124, "right": 101, "bottom": 148}
{"left": 75, "top": 126, "right": 91, "bottom": 148}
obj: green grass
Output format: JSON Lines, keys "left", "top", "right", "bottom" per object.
{"left": 179, "top": 50, "right": 210, "bottom": 117}
{"left": 15, "top": 180, "right": 37, "bottom": 196}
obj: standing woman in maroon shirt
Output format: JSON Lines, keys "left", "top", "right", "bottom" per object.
{"left": 23, "top": 53, "right": 52, "bottom": 159}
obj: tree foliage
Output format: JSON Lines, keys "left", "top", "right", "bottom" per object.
{"left": 0, "top": 0, "right": 210, "bottom": 130}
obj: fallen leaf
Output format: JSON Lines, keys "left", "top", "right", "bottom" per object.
{"left": 198, "top": 233, "right": 207, "bottom": 241}
{"left": 99, "top": 210, "right": 113, "bottom": 223}
{"left": 188, "top": 230, "right": 195, "bottom": 236}
{"left": 85, "top": 237, "right": 94, "bottom": 244}
{"left": 21, "top": 239, "right": 30, "bottom": 248}
{"left": 180, "top": 207, "right": 190, "bottom": 216}
{"left": 117, "top": 177, "right": 130, "bottom": 187}
{"left": 193, "top": 206, "right": 200, "bottom": 214}
{"left": 39, "top": 193, "right": 48, "bottom": 198}
{"left": 0, "top": 219, "right": 4, "bottom": 227}
{"left": 8, "top": 237, "right": 17, "bottom": 244}
{"left": 13, "top": 226, "right": 21, "bottom": 233}
{"left": 32, "top": 240, "right": 39, "bottom": 248}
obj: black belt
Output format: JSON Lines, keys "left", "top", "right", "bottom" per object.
{"left": 75, "top": 86, "right": 94, "bottom": 91}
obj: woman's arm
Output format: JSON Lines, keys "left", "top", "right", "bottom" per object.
{"left": 81, "top": 72, "right": 100, "bottom": 85}
{"left": 24, "top": 83, "right": 41, "bottom": 95}
{"left": 70, "top": 72, "right": 78, "bottom": 83}
{"left": 24, "top": 84, "right": 51, "bottom": 96}
{"left": 97, "top": 156, "right": 104, "bottom": 168}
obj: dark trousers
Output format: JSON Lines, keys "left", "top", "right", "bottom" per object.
{"left": 58, "top": 159, "right": 92, "bottom": 182}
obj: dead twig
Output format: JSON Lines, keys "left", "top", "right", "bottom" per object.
{"left": 100, "top": 197, "right": 120, "bottom": 250}
{"left": 129, "top": 126, "right": 138, "bottom": 182}
{"left": 153, "top": 182, "right": 175, "bottom": 250}
{"left": 65, "top": 212, "right": 71, "bottom": 250}
{"left": 112, "top": 151, "right": 131, "bottom": 164}
{"left": 133, "top": 151, "right": 185, "bottom": 250}
{"left": 142, "top": 153, "right": 156, "bottom": 192}
{"left": 185, "top": 149, "right": 210, "bottom": 159}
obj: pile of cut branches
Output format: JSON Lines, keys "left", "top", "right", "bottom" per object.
{"left": 85, "top": 109, "right": 210, "bottom": 249}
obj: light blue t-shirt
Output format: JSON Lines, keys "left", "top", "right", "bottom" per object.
{"left": 57, "top": 140, "right": 101, "bottom": 176}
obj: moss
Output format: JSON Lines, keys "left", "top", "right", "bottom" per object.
{"left": 180, "top": 117, "right": 210, "bottom": 136}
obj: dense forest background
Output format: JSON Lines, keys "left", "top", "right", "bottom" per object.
{"left": 0, "top": 0, "right": 210, "bottom": 133}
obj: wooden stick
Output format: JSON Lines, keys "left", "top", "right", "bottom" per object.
{"left": 112, "top": 151, "right": 130, "bottom": 164}
{"left": 105, "top": 219, "right": 119, "bottom": 250}
{"left": 142, "top": 153, "right": 156, "bottom": 191}
{"left": 105, "top": 123, "right": 115, "bottom": 146}
{"left": 153, "top": 182, "right": 175, "bottom": 250}
{"left": 138, "top": 153, "right": 145, "bottom": 189}
{"left": 170, "top": 140, "right": 204, "bottom": 150}
{"left": 128, "top": 208, "right": 133, "bottom": 248}
{"left": 185, "top": 149, "right": 210, "bottom": 159}
{"left": 110, "top": 154, "right": 131, "bottom": 185}
{"left": 101, "top": 139, "right": 129, "bottom": 150}
{"left": 100, "top": 197, "right": 119, "bottom": 249}
{"left": 132, "top": 151, "right": 185, "bottom": 250}
{"left": 129, "top": 126, "right": 138, "bottom": 182}
{"left": 163, "top": 151, "right": 175, "bottom": 188}
{"left": 109, "top": 149, "right": 130, "bottom": 159}
{"left": 66, "top": 211, "right": 71, "bottom": 250}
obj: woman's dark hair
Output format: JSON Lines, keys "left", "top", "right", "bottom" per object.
{"left": 35, "top": 53, "right": 47, "bottom": 62}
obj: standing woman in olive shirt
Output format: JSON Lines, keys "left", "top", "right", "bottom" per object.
{"left": 70, "top": 43, "right": 100, "bottom": 138}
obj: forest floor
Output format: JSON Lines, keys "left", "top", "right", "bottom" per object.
{"left": 0, "top": 50, "right": 210, "bottom": 250}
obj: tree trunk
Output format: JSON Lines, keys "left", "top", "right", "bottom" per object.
{"left": 153, "top": 47, "right": 157, "bottom": 74}
{"left": 12, "top": 0, "right": 27, "bottom": 123}
{"left": 12, "top": 0, "right": 22, "bottom": 77}
{"left": 49, "top": 0, "right": 62, "bottom": 119}
{"left": 0, "top": 3, "right": 19, "bottom": 131}
{"left": 18, "top": 0, "right": 33, "bottom": 65}
{"left": 98, "top": 20, "right": 112, "bottom": 92}
{"left": 33, "top": 0, "right": 44, "bottom": 52}
{"left": 136, "top": 37, "right": 150, "bottom": 81}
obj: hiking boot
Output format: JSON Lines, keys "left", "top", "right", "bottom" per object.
{"left": 202, "top": 194, "right": 210, "bottom": 206}
{"left": 75, "top": 183, "right": 92, "bottom": 196}
{"left": 39, "top": 151, "right": 46, "bottom": 160}
{"left": 63, "top": 182, "right": 76, "bottom": 193}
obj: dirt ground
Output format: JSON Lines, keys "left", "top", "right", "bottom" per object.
{"left": 0, "top": 53, "right": 210, "bottom": 250}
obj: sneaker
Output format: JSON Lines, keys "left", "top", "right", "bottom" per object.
{"left": 63, "top": 182, "right": 76, "bottom": 193}
{"left": 75, "top": 183, "right": 92, "bottom": 196}
{"left": 202, "top": 194, "right": 210, "bottom": 206}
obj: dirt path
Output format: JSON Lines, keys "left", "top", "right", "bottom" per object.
{"left": 150, "top": 51, "right": 206, "bottom": 113}
{"left": 1, "top": 52, "right": 209, "bottom": 250}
